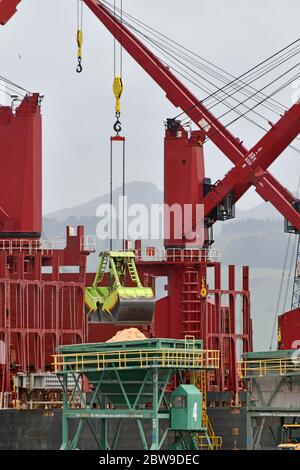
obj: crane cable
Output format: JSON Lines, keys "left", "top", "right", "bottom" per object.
{"left": 76, "top": 0, "right": 83, "bottom": 73}
{"left": 136, "top": 24, "right": 300, "bottom": 143}
{"left": 102, "top": 1, "right": 300, "bottom": 121}
{"left": 0, "top": 75, "right": 31, "bottom": 109}
{"left": 284, "top": 176, "right": 300, "bottom": 312}
{"left": 269, "top": 176, "right": 300, "bottom": 350}
{"left": 291, "top": 235, "right": 300, "bottom": 309}
{"left": 112, "top": 0, "right": 123, "bottom": 134}
{"left": 201, "top": 68, "right": 300, "bottom": 146}
{"left": 122, "top": 16, "right": 300, "bottom": 147}
{"left": 171, "top": 38, "right": 300, "bottom": 120}
{"left": 128, "top": 29, "right": 300, "bottom": 152}
{"left": 0, "top": 75, "right": 29, "bottom": 96}
{"left": 132, "top": 24, "right": 300, "bottom": 130}
{"left": 102, "top": 0, "right": 293, "bottom": 117}
{"left": 101, "top": 1, "right": 300, "bottom": 152}
{"left": 110, "top": 1, "right": 126, "bottom": 251}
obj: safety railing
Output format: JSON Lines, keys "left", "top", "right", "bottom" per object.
{"left": 53, "top": 348, "right": 220, "bottom": 373}
{"left": 190, "top": 369, "right": 222, "bottom": 449}
{"left": 136, "top": 247, "right": 221, "bottom": 263}
{"left": 0, "top": 238, "right": 60, "bottom": 255}
{"left": 39, "top": 238, "right": 65, "bottom": 255}
{"left": 196, "top": 434, "right": 222, "bottom": 450}
{"left": 80, "top": 236, "right": 96, "bottom": 253}
{"left": 0, "top": 236, "right": 96, "bottom": 255}
{"left": 0, "top": 238, "right": 42, "bottom": 254}
{"left": 238, "top": 356, "right": 300, "bottom": 378}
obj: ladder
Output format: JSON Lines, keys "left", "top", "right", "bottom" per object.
{"left": 93, "top": 253, "right": 108, "bottom": 286}
{"left": 192, "top": 370, "right": 222, "bottom": 450}
{"left": 127, "top": 256, "right": 142, "bottom": 286}
{"left": 181, "top": 268, "right": 202, "bottom": 337}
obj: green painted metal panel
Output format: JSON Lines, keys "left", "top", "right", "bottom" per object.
{"left": 57, "top": 338, "right": 203, "bottom": 354}
{"left": 86, "top": 369, "right": 175, "bottom": 407}
{"left": 242, "top": 350, "right": 297, "bottom": 360}
{"left": 56, "top": 339, "right": 206, "bottom": 376}
{"left": 170, "top": 385, "right": 202, "bottom": 431}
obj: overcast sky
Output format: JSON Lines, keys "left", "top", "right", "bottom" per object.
{"left": 0, "top": 0, "right": 299, "bottom": 214}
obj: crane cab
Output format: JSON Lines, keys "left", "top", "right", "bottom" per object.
{"left": 170, "top": 384, "right": 203, "bottom": 431}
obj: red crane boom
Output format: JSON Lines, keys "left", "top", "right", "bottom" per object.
{"left": 83, "top": 1, "right": 300, "bottom": 233}
{"left": 0, "top": 0, "right": 21, "bottom": 25}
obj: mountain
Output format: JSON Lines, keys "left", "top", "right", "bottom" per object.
{"left": 236, "top": 202, "right": 281, "bottom": 220}
{"left": 45, "top": 181, "right": 296, "bottom": 224}
{"left": 216, "top": 218, "right": 288, "bottom": 268}
{"left": 42, "top": 182, "right": 297, "bottom": 352}
{"left": 43, "top": 181, "right": 292, "bottom": 270}
{"left": 45, "top": 181, "right": 163, "bottom": 222}
{"left": 43, "top": 181, "right": 164, "bottom": 269}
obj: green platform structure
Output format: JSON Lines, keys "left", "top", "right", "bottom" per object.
{"left": 238, "top": 349, "right": 300, "bottom": 449}
{"left": 54, "top": 338, "right": 219, "bottom": 450}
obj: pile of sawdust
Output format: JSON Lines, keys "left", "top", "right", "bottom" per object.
{"left": 106, "top": 328, "right": 147, "bottom": 343}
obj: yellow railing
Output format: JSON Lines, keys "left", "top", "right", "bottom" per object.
{"left": 238, "top": 357, "right": 300, "bottom": 378}
{"left": 191, "top": 370, "right": 222, "bottom": 450}
{"left": 197, "top": 435, "right": 222, "bottom": 450}
{"left": 53, "top": 348, "right": 220, "bottom": 373}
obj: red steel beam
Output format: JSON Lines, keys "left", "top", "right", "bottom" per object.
{"left": 0, "top": 0, "right": 21, "bottom": 25}
{"left": 201, "top": 100, "right": 300, "bottom": 229}
{"left": 234, "top": 172, "right": 295, "bottom": 206}
{"left": 84, "top": 0, "right": 248, "bottom": 163}
{"left": 251, "top": 172, "right": 300, "bottom": 230}
{"left": 84, "top": 1, "right": 299, "bottom": 224}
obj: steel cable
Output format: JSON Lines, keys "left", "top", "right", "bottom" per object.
{"left": 102, "top": 1, "right": 299, "bottom": 116}
{"left": 101, "top": 1, "right": 300, "bottom": 150}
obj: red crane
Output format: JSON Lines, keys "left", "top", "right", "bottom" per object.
{"left": 75, "top": 1, "right": 299, "bottom": 396}
{"left": 0, "top": 0, "right": 21, "bottom": 25}
{"left": 1, "top": 0, "right": 300, "bottom": 237}
{"left": 83, "top": 0, "right": 300, "bottom": 237}
{"left": 0, "top": 0, "right": 299, "bottom": 399}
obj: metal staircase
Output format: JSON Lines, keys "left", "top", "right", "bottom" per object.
{"left": 127, "top": 255, "right": 142, "bottom": 286}
{"left": 191, "top": 368, "right": 222, "bottom": 450}
{"left": 181, "top": 268, "right": 202, "bottom": 337}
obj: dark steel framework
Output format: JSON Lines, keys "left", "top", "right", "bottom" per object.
{"left": 0, "top": 226, "right": 93, "bottom": 399}
{"left": 239, "top": 351, "right": 300, "bottom": 449}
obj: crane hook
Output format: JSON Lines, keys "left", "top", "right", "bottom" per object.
{"left": 76, "top": 57, "right": 83, "bottom": 73}
{"left": 113, "top": 77, "right": 123, "bottom": 135}
{"left": 113, "top": 112, "right": 122, "bottom": 135}
{"left": 200, "top": 278, "right": 207, "bottom": 299}
{"left": 76, "top": 29, "right": 83, "bottom": 73}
